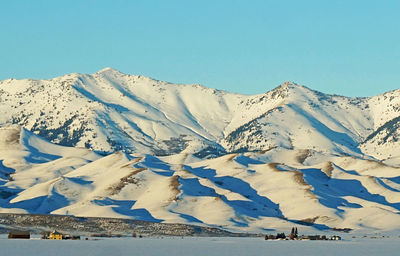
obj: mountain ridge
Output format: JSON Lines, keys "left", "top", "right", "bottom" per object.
{"left": 1, "top": 68, "right": 400, "bottom": 161}
{"left": 2, "top": 70, "right": 400, "bottom": 232}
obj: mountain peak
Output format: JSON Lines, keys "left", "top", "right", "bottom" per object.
{"left": 279, "top": 81, "right": 306, "bottom": 90}
{"left": 96, "top": 67, "right": 122, "bottom": 75}
{"left": 268, "top": 81, "right": 305, "bottom": 97}
{"left": 281, "top": 81, "right": 299, "bottom": 86}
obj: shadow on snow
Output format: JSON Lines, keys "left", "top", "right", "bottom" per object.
{"left": 183, "top": 165, "right": 283, "bottom": 227}
{"left": 93, "top": 198, "right": 163, "bottom": 223}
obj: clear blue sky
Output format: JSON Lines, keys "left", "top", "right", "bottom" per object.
{"left": 1, "top": 0, "right": 399, "bottom": 97}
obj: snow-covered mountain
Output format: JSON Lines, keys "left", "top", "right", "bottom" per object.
{"left": 2, "top": 68, "right": 400, "bottom": 232}
{"left": 1, "top": 68, "right": 400, "bottom": 161}
{"left": 0, "top": 68, "right": 242, "bottom": 156}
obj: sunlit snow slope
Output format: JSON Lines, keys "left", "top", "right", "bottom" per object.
{"left": 3, "top": 68, "right": 399, "bottom": 159}
{"left": 1, "top": 69, "right": 400, "bottom": 232}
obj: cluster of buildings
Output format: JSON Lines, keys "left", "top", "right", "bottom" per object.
{"left": 7, "top": 227, "right": 343, "bottom": 241}
{"left": 264, "top": 227, "right": 342, "bottom": 241}
{"left": 8, "top": 230, "right": 80, "bottom": 240}
{"left": 41, "top": 230, "right": 80, "bottom": 240}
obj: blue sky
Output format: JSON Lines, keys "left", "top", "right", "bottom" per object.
{"left": 1, "top": 0, "right": 399, "bottom": 96}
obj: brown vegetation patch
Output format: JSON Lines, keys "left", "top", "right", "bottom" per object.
{"left": 331, "top": 227, "right": 352, "bottom": 233}
{"left": 267, "top": 162, "right": 281, "bottom": 172}
{"left": 171, "top": 154, "right": 190, "bottom": 173}
{"left": 214, "top": 196, "right": 222, "bottom": 201}
{"left": 299, "top": 216, "right": 319, "bottom": 224}
{"left": 292, "top": 171, "right": 308, "bottom": 186}
{"left": 292, "top": 170, "right": 317, "bottom": 199}
{"left": 321, "top": 162, "right": 334, "bottom": 178}
{"left": 257, "top": 146, "right": 277, "bottom": 155}
{"left": 0, "top": 128, "right": 20, "bottom": 145}
{"left": 267, "top": 163, "right": 316, "bottom": 199}
{"left": 225, "top": 153, "right": 239, "bottom": 162}
{"left": 267, "top": 162, "right": 296, "bottom": 172}
{"left": 119, "top": 157, "right": 143, "bottom": 168}
{"left": 108, "top": 168, "right": 146, "bottom": 195}
{"left": 367, "top": 175, "right": 379, "bottom": 185}
{"left": 169, "top": 175, "right": 181, "bottom": 201}
{"left": 296, "top": 149, "right": 311, "bottom": 164}
{"left": 347, "top": 156, "right": 400, "bottom": 170}
{"left": 364, "top": 158, "right": 400, "bottom": 169}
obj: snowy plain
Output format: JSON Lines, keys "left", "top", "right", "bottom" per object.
{"left": 1, "top": 235, "right": 400, "bottom": 256}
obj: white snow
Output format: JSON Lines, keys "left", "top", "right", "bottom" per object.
{"left": 1, "top": 69, "right": 395, "bottom": 159}
{"left": 1, "top": 127, "right": 400, "bottom": 232}
{"left": 1, "top": 236, "right": 400, "bottom": 256}
{"left": 2, "top": 69, "right": 400, "bottom": 233}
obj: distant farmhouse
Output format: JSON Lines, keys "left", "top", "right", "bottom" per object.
{"left": 49, "top": 230, "right": 63, "bottom": 240}
{"left": 8, "top": 230, "right": 30, "bottom": 239}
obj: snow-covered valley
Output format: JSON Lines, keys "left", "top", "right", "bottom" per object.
{"left": 1, "top": 68, "right": 400, "bottom": 233}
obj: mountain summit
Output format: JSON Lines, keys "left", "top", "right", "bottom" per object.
{"left": 0, "top": 69, "right": 399, "bottom": 161}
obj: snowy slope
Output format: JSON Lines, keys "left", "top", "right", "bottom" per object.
{"left": 2, "top": 68, "right": 397, "bottom": 160}
{"left": 359, "top": 89, "right": 400, "bottom": 160}
{"left": 0, "top": 68, "right": 243, "bottom": 155}
{"left": 1, "top": 127, "right": 400, "bottom": 232}
{"left": 220, "top": 83, "right": 372, "bottom": 156}
{"left": 2, "top": 69, "right": 400, "bottom": 232}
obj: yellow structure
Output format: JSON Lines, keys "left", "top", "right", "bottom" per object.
{"left": 49, "top": 230, "right": 63, "bottom": 240}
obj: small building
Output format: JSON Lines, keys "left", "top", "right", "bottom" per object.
{"left": 49, "top": 230, "right": 63, "bottom": 240}
{"left": 308, "top": 235, "right": 321, "bottom": 240}
{"left": 41, "top": 230, "right": 51, "bottom": 239}
{"left": 264, "top": 234, "right": 276, "bottom": 240}
{"left": 276, "top": 232, "right": 286, "bottom": 239}
{"left": 8, "top": 230, "right": 30, "bottom": 239}
{"left": 64, "top": 234, "right": 81, "bottom": 240}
